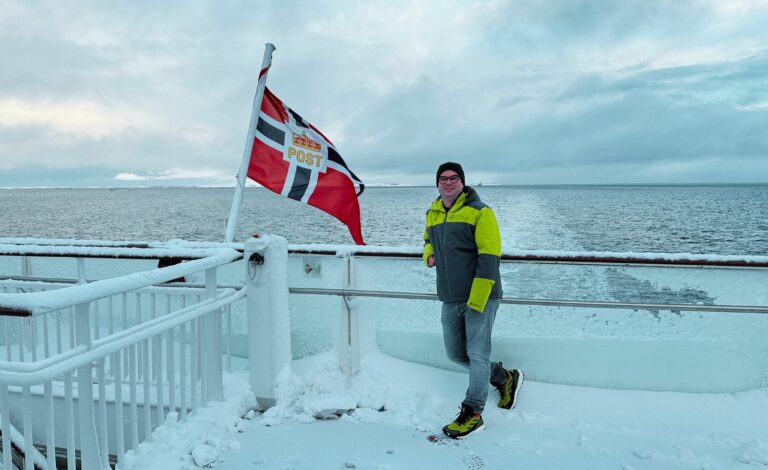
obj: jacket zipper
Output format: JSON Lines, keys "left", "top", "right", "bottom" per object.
{"left": 439, "top": 203, "right": 453, "bottom": 300}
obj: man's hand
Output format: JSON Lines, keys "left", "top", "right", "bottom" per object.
{"left": 427, "top": 255, "right": 435, "bottom": 268}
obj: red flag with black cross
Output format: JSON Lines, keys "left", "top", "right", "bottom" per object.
{"left": 249, "top": 88, "right": 365, "bottom": 245}
{"left": 225, "top": 44, "right": 365, "bottom": 245}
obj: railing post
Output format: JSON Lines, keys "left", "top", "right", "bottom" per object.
{"left": 77, "top": 257, "right": 87, "bottom": 284}
{"left": 1, "top": 385, "right": 11, "bottom": 470}
{"left": 245, "top": 235, "right": 291, "bottom": 409}
{"left": 338, "top": 255, "right": 360, "bottom": 377}
{"left": 75, "top": 301, "right": 105, "bottom": 469}
{"left": 204, "top": 267, "right": 224, "bottom": 401}
{"left": 21, "top": 255, "right": 31, "bottom": 276}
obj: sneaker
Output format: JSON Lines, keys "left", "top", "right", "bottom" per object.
{"left": 442, "top": 404, "right": 485, "bottom": 439}
{"left": 495, "top": 368, "right": 524, "bottom": 410}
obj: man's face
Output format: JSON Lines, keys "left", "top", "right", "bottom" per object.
{"left": 437, "top": 170, "right": 464, "bottom": 200}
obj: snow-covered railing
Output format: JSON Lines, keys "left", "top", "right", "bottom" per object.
{"left": 287, "top": 245, "right": 768, "bottom": 314}
{"left": 0, "top": 242, "right": 243, "bottom": 470}
{"left": 0, "top": 247, "right": 240, "bottom": 316}
{"left": 280, "top": 245, "right": 768, "bottom": 393}
{"left": 0, "top": 237, "right": 239, "bottom": 254}
{"left": 289, "top": 286, "right": 768, "bottom": 314}
{"left": 2, "top": 237, "right": 767, "bottom": 468}
{"left": 288, "top": 244, "right": 768, "bottom": 267}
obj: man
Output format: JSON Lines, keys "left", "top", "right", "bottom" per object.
{"left": 423, "top": 162, "right": 523, "bottom": 439}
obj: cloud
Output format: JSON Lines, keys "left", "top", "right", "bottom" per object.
{"left": 0, "top": 97, "right": 146, "bottom": 137}
{"left": 1, "top": 0, "right": 767, "bottom": 186}
{"left": 114, "top": 169, "right": 230, "bottom": 182}
{"left": 113, "top": 172, "right": 146, "bottom": 181}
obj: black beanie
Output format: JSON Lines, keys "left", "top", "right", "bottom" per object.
{"left": 436, "top": 162, "right": 465, "bottom": 186}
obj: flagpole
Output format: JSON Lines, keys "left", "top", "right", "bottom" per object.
{"left": 224, "top": 42, "right": 276, "bottom": 243}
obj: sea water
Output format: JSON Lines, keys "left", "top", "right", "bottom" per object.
{"left": 1, "top": 184, "right": 767, "bottom": 391}
{"left": 1, "top": 184, "right": 767, "bottom": 255}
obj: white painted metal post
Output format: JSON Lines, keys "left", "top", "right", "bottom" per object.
{"left": 44, "top": 381, "right": 55, "bottom": 470}
{"left": 22, "top": 386, "right": 32, "bottom": 470}
{"left": 204, "top": 267, "right": 224, "bottom": 401}
{"left": 77, "top": 257, "right": 87, "bottom": 284}
{"left": 1, "top": 385, "right": 11, "bottom": 470}
{"left": 75, "top": 301, "right": 106, "bottom": 469}
{"left": 114, "top": 351, "right": 125, "bottom": 467}
{"left": 245, "top": 235, "right": 291, "bottom": 409}
{"left": 338, "top": 256, "right": 360, "bottom": 377}
{"left": 21, "top": 255, "right": 31, "bottom": 276}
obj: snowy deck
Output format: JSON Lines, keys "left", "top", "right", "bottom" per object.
{"left": 1, "top": 238, "right": 767, "bottom": 469}
{"left": 124, "top": 353, "right": 768, "bottom": 470}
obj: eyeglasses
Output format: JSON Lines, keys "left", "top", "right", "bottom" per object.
{"left": 438, "top": 175, "right": 461, "bottom": 184}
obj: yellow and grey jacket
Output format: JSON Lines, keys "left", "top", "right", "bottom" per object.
{"left": 423, "top": 187, "right": 502, "bottom": 312}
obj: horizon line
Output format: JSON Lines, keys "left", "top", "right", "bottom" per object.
{"left": 2, "top": 181, "right": 768, "bottom": 190}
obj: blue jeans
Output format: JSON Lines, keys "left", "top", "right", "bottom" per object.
{"left": 441, "top": 299, "right": 506, "bottom": 413}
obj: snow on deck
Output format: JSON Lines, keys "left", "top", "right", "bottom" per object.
{"left": 121, "top": 353, "right": 768, "bottom": 470}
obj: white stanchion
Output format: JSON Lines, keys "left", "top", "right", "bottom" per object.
{"left": 204, "top": 267, "right": 224, "bottom": 401}
{"left": 339, "top": 255, "right": 360, "bottom": 377}
{"left": 245, "top": 235, "right": 292, "bottom": 409}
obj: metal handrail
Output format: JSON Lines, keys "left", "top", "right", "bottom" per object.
{"left": 0, "top": 287, "right": 245, "bottom": 384}
{"left": 0, "top": 276, "right": 242, "bottom": 292}
{"left": 0, "top": 244, "right": 232, "bottom": 260}
{"left": 287, "top": 248, "right": 768, "bottom": 269}
{"left": 3, "top": 237, "right": 767, "bottom": 268}
{"left": 289, "top": 287, "right": 768, "bottom": 315}
{"left": 0, "top": 248, "right": 242, "bottom": 316}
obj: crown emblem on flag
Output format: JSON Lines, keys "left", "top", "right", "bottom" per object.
{"left": 292, "top": 132, "right": 321, "bottom": 152}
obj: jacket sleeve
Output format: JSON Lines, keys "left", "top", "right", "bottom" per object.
{"left": 467, "top": 207, "right": 501, "bottom": 313}
{"left": 423, "top": 225, "right": 434, "bottom": 265}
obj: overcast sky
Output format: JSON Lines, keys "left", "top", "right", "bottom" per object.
{"left": 1, "top": 0, "right": 767, "bottom": 187}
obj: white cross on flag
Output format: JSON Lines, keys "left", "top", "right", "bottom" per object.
{"left": 248, "top": 87, "right": 365, "bottom": 245}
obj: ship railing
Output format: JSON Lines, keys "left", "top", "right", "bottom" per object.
{"left": 0, "top": 281, "right": 241, "bottom": 376}
{"left": 1, "top": 238, "right": 768, "bottom": 467}
{"left": 0, "top": 243, "right": 243, "bottom": 470}
{"left": 274, "top": 245, "right": 768, "bottom": 394}
{"left": 290, "top": 286, "right": 768, "bottom": 314}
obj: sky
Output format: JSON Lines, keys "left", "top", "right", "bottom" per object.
{"left": 1, "top": 0, "right": 767, "bottom": 188}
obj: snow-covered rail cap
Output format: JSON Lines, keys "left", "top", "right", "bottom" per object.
{"left": 0, "top": 248, "right": 242, "bottom": 317}
{"left": 3, "top": 237, "right": 766, "bottom": 266}
{"left": 286, "top": 244, "right": 768, "bottom": 267}
{"left": 502, "top": 248, "right": 768, "bottom": 267}
{"left": 288, "top": 244, "right": 422, "bottom": 257}
{"left": 0, "top": 238, "right": 242, "bottom": 259}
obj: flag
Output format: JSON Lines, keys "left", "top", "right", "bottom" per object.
{"left": 247, "top": 87, "right": 365, "bottom": 245}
